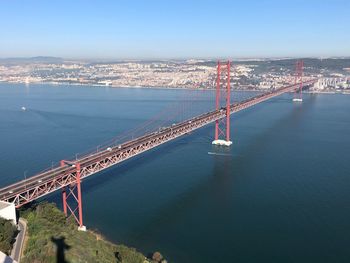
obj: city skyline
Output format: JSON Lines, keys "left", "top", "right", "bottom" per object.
{"left": 1, "top": 0, "right": 349, "bottom": 59}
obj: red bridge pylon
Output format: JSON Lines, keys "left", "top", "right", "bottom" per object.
{"left": 293, "top": 60, "right": 304, "bottom": 102}
{"left": 212, "top": 60, "right": 232, "bottom": 146}
{"left": 60, "top": 160, "right": 86, "bottom": 231}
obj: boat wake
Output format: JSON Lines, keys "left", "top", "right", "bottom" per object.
{"left": 207, "top": 152, "right": 232, "bottom": 156}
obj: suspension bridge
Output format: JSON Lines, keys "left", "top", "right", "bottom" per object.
{"left": 0, "top": 60, "right": 316, "bottom": 230}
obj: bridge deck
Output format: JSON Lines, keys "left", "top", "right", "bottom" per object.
{"left": 0, "top": 80, "right": 316, "bottom": 207}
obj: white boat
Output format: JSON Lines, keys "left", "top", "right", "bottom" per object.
{"left": 21, "top": 106, "right": 26, "bottom": 111}
{"left": 292, "top": 98, "right": 303, "bottom": 102}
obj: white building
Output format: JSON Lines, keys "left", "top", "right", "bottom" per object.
{"left": 0, "top": 201, "right": 16, "bottom": 225}
{"left": 0, "top": 251, "right": 17, "bottom": 263}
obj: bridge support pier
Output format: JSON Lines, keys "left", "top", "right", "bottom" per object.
{"left": 293, "top": 60, "right": 304, "bottom": 102}
{"left": 212, "top": 60, "right": 232, "bottom": 146}
{"left": 60, "top": 160, "right": 86, "bottom": 231}
{"left": 62, "top": 188, "right": 67, "bottom": 216}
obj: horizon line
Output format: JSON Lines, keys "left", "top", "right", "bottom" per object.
{"left": 1, "top": 55, "right": 350, "bottom": 62}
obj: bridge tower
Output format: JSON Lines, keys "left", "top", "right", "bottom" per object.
{"left": 60, "top": 160, "right": 86, "bottom": 231}
{"left": 293, "top": 60, "right": 304, "bottom": 102}
{"left": 212, "top": 60, "right": 232, "bottom": 146}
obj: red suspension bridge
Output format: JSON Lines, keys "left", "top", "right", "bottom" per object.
{"left": 0, "top": 60, "right": 316, "bottom": 230}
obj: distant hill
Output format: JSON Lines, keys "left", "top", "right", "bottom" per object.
{"left": 0, "top": 56, "right": 63, "bottom": 65}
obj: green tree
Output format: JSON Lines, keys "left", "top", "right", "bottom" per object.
{"left": 0, "top": 217, "right": 17, "bottom": 255}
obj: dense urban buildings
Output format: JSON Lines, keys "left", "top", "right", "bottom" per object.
{"left": 0, "top": 57, "right": 349, "bottom": 92}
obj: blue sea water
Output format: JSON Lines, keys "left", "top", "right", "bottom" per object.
{"left": 0, "top": 83, "right": 350, "bottom": 262}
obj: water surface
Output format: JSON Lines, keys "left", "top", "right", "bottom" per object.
{"left": 0, "top": 83, "right": 349, "bottom": 262}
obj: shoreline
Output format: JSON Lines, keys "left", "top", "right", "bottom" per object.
{"left": 0, "top": 80, "right": 253, "bottom": 91}
{"left": 0, "top": 80, "right": 349, "bottom": 95}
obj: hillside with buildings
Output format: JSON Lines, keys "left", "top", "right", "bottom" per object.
{"left": 0, "top": 58, "right": 349, "bottom": 92}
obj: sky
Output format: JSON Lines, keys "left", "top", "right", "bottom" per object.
{"left": 0, "top": 0, "right": 349, "bottom": 59}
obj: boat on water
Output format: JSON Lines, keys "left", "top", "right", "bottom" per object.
{"left": 292, "top": 98, "right": 303, "bottom": 102}
{"left": 21, "top": 106, "right": 26, "bottom": 111}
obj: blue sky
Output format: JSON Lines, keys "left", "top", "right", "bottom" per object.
{"left": 1, "top": 0, "right": 349, "bottom": 59}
